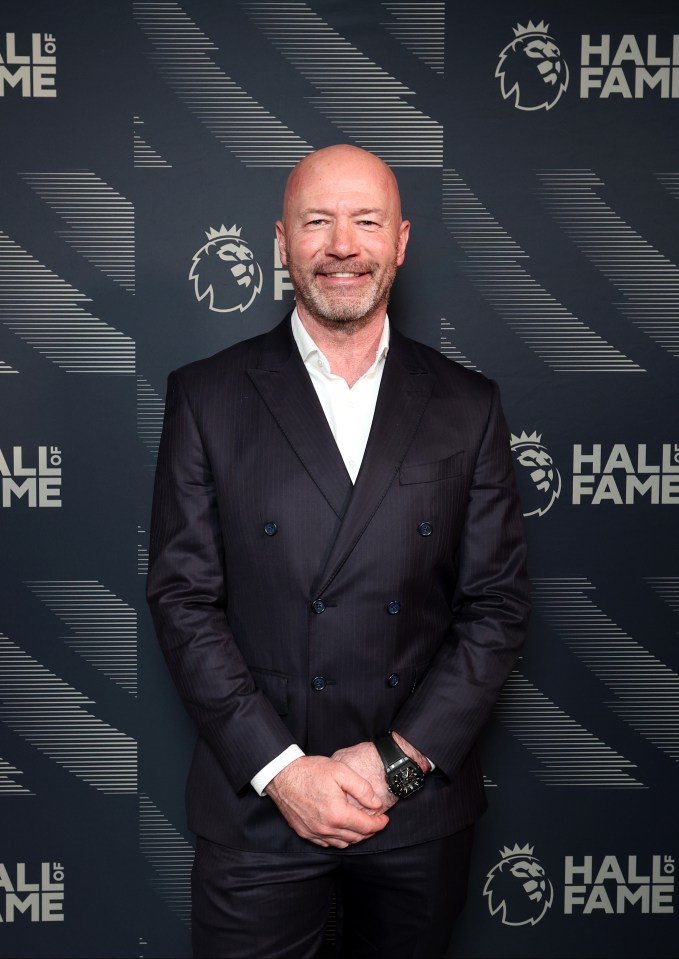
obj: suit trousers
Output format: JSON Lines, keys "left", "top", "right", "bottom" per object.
{"left": 191, "top": 826, "right": 474, "bottom": 959}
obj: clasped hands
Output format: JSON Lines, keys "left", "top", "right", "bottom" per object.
{"left": 265, "top": 733, "right": 428, "bottom": 849}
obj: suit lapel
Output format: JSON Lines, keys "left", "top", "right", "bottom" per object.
{"left": 314, "top": 331, "right": 432, "bottom": 596}
{"left": 249, "top": 319, "right": 433, "bottom": 593}
{"left": 247, "top": 318, "right": 353, "bottom": 519}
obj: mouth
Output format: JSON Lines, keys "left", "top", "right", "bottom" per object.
{"left": 317, "top": 271, "right": 370, "bottom": 280}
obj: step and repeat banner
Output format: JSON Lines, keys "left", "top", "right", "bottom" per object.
{"left": 1, "top": 2, "right": 677, "bottom": 956}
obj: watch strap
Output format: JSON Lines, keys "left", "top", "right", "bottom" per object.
{"left": 374, "top": 733, "right": 409, "bottom": 771}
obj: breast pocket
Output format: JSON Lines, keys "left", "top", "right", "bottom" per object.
{"left": 399, "top": 451, "right": 465, "bottom": 485}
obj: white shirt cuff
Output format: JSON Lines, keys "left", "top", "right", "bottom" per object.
{"left": 251, "top": 744, "right": 305, "bottom": 796}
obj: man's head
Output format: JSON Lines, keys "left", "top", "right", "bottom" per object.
{"left": 276, "top": 144, "right": 410, "bottom": 332}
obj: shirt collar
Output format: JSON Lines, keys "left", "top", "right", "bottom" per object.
{"left": 291, "top": 307, "right": 390, "bottom": 376}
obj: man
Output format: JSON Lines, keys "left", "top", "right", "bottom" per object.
{"left": 147, "top": 144, "right": 530, "bottom": 959}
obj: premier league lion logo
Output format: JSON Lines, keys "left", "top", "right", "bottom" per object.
{"left": 510, "top": 431, "right": 562, "bottom": 518}
{"left": 496, "top": 20, "right": 569, "bottom": 111}
{"left": 189, "top": 225, "right": 263, "bottom": 313}
{"left": 484, "top": 844, "right": 554, "bottom": 927}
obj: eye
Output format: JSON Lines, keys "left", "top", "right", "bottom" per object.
{"left": 525, "top": 40, "right": 547, "bottom": 59}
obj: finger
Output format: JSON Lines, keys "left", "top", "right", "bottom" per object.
{"left": 307, "top": 808, "right": 388, "bottom": 845}
{"left": 345, "top": 795, "right": 379, "bottom": 812}
{"left": 347, "top": 777, "right": 383, "bottom": 811}
{"left": 317, "top": 837, "right": 349, "bottom": 849}
{"left": 333, "top": 809, "right": 389, "bottom": 839}
{"left": 317, "top": 829, "right": 369, "bottom": 847}
{"left": 334, "top": 765, "right": 382, "bottom": 810}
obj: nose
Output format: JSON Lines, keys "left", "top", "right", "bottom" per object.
{"left": 325, "top": 217, "right": 359, "bottom": 258}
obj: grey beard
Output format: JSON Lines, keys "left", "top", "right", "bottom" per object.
{"left": 288, "top": 260, "right": 396, "bottom": 331}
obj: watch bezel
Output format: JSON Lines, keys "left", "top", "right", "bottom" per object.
{"left": 375, "top": 734, "right": 426, "bottom": 798}
{"left": 386, "top": 758, "right": 426, "bottom": 797}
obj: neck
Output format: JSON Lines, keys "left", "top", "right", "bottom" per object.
{"left": 297, "top": 306, "right": 386, "bottom": 388}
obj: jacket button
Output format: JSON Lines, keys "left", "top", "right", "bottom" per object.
{"left": 386, "top": 601, "right": 401, "bottom": 615}
{"left": 264, "top": 522, "right": 278, "bottom": 536}
{"left": 417, "top": 522, "right": 433, "bottom": 536}
{"left": 311, "top": 676, "right": 326, "bottom": 691}
{"left": 387, "top": 673, "right": 400, "bottom": 687}
{"left": 311, "top": 599, "right": 326, "bottom": 614}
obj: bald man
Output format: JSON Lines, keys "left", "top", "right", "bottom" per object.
{"left": 148, "top": 145, "right": 529, "bottom": 959}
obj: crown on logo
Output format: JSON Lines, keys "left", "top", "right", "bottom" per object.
{"left": 510, "top": 431, "right": 543, "bottom": 447}
{"left": 512, "top": 20, "right": 549, "bottom": 38}
{"left": 204, "top": 224, "right": 243, "bottom": 241}
{"left": 500, "top": 843, "right": 535, "bottom": 859}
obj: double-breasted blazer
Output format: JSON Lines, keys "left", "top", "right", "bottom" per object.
{"left": 147, "top": 316, "right": 530, "bottom": 854}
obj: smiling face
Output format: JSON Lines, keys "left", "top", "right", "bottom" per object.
{"left": 276, "top": 145, "right": 410, "bottom": 331}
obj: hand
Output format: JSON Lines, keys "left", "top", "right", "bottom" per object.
{"left": 331, "top": 735, "right": 430, "bottom": 814}
{"left": 330, "top": 741, "right": 397, "bottom": 814}
{"left": 265, "top": 756, "right": 390, "bottom": 849}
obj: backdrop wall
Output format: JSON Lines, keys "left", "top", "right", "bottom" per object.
{"left": 1, "top": 2, "right": 677, "bottom": 956}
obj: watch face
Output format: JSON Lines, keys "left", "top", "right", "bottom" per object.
{"left": 388, "top": 762, "right": 425, "bottom": 797}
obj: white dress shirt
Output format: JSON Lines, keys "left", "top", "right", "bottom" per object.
{"left": 250, "top": 309, "right": 389, "bottom": 795}
{"left": 291, "top": 308, "right": 390, "bottom": 482}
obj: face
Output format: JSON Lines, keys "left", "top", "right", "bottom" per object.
{"left": 276, "top": 146, "right": 410, "bottom": 329}
{"left": 215, "top": 239, "right": 255, "bottom": 289}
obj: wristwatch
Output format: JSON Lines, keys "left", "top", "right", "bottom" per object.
{"left": 374, "top": 733, "right": 426, "bottom": 798}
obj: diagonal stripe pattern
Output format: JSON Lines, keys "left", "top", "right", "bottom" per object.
{"left": 0, "top": 231, "right": 135, "bottom": 374}
{"left": 244, "top": 1, "right": 442, "bottom": 167}
{"left": 140, "top": 793, "right": 194, "bottom": 925}
{"left": 137, "top": 376, "right": 165, "bottom": 458}
{"left": 645, "top": 576, "right": 679, "bottom": 615}
{"left": 440, "top": 318, "right": 479, "bottom": 369}
{"left": 442, "top": 169, "right": 643, "bottom": 372}
{"left": 138, "top": 526, "right": 149, "bottom": 577}
{"left": 655, "top": 172, "right": 679, "bottom": 201}
{"left": 133, "top": 1, "right": 312, "bottom": 168}
{"left": 0, "top": 756, "right": 34, "bottom": 796}
{"left": 0, "top": 634, "right": 137, "bottom": 794}
{"left": 494, "top": 669, "right": 643, "bottom": 787}
{"left": 538, "top": 169, "right": 679, "bottom": 358}
{"left": 134, "top": 116, "right": 173, "bottom": 169}
{"left": 381, "top": 3, "right": 445, "bottom": 76}
{"left": 26, "top": 580, "right": 137, "bottom": 696}
{"left": 532, "top": 577, "right": 679, "bottom": 762}
{"left": 20, "top": 172, "right": 135, "bottom": 293}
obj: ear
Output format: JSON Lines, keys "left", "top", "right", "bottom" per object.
{"left": 275, "top": 221, "right": 288, "bottom": 266}
{"left": 396, "top": 220, "right": 410, "bottom": 267}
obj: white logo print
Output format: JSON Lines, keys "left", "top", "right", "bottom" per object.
{"left": 510, "top": 431, "right": 562, "bottom": 518}
{"left": 496, "top": 20, "right": 569, "bottom": 111}
{"left": 484, "top": 844, "right": 554, "bottom": 926}
{"left": 0, "top": 446, "right": 62, "bottom": 508}
{"left": 0, "top": 861, "right": 65, "bottom": 922}
{"left": 0, "top": 34, "right": 57, "bottom": 98}
{"left": 189, "top": 225, "right": 263, "bottom": 313}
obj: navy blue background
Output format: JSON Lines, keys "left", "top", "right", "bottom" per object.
{"left": 1, "top": 2, "right": 677, "bottom": 956}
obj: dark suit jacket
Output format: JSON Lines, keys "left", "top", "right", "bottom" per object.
{"left": 147, "top": 316, "right": 530, "bottom": 854}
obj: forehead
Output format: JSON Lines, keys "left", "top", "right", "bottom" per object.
{"left": 286, "top": 154, "right": 399, "bottom": 216}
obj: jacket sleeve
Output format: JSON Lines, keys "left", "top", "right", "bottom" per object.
{"left": 146, "top": 370, "right": 295, "bottom": 792}
{"left": 391, "top": 381, "right": 530, "bottom": 780}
